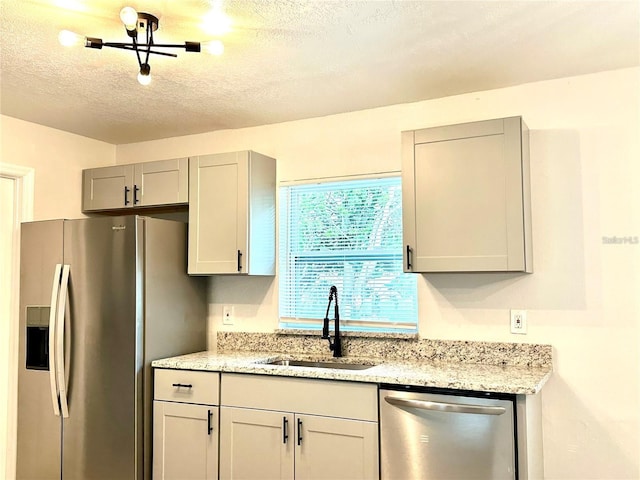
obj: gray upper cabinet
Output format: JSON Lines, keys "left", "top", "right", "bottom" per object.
{"left": 82, "top": 158, "right": 188, "bottom": 212}
{"left": 188, "top": 151, "right": 276, "bottom": 275}
{"left": 82, "top": 165, "right": 134, "bottom": 211}
{"left": 402, "top": 116, "right": 532, "bottom": 273}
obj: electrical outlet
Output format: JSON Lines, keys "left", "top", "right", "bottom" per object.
{"left": 223, "top": 305, "right": 234, "bottom": 325}
{"left": 510, "top": 309, "right": 527, "bottom": 334}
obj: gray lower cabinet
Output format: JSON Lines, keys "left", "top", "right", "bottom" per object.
{"left": 153, "top": 402, "right": 218, "bottom": 480}
{"left": 402, "top": 116, "right": 532, "bottom": 273}
{"left": 293, "top": 414, "right": 378, "bottom": 480}
{"left": 220, "top": 407, "right": 294, "bottom": 479}
{"left": 153, "top": 369, "right": 220, "bottom": 480}
{"left": 82, "top": 158, "right": 188, "bottom": 211}
{"left": 219, "top": 373, "right": 379, "bottom": 480}
{"left": 150, "top": 369, "right": 543, "bottom": 480}
{"left": 188, "top": 151, "right": 276, "bottom": 275}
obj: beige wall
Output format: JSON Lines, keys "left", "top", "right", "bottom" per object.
{"left": 1, "top": 116, "right": 115, "bottom": 220}
{"left": 117, "top": 67, "right": 640, "bottom": 479}
{"left": 2, "top": 67, "right": 638, "bottom": 478}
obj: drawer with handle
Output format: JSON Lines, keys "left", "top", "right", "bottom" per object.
{"left": 154, "top": 369, "right": 220, "bottom": 405}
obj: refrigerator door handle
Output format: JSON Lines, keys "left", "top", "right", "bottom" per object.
{"left": 48, "top": 264, "right": 63, "bottom": 417}
{"left": 56, "top": 265, "right": 71, "bottom": 418}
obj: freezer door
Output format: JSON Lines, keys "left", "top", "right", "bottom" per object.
{"left": 379, "top": 389, "right": 516, "bottom": 480}
{"left": 61, "top": 216, "right": 140, "bottom": 479}
{"left": 17, "top": 220, "right": 64, "bottom": 480}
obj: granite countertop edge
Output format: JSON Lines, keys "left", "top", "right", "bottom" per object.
{"left": 151, "top": 351, "right": 552, "bottom": 396}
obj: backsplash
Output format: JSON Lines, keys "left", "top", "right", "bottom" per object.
{"left": 217, "top": 331, "right": 552, "bottom": 368}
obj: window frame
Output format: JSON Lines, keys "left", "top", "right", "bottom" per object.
{"left": 278, "top": 173, "right": 418, "bottom": 333}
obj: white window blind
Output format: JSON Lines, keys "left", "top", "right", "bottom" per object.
{"left": 279, "top": 177, "right": 418, "bottom": 332}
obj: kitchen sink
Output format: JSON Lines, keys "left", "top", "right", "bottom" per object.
{"left": 264, "top": 359, "right": 375, "bottom": 370}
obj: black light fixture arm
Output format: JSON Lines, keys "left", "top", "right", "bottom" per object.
{"left": 87, "top": 17, "right": 197, "bottom": 57}
{"left": 132, "top": 36, "right": 144, "bottom": 69}
{"left": 83, "top": 8, "right": 202, "bottom": 84}
{"left": 100, "top": 43, "right": 179, "bottom": 58}
{"left": 140, "top": 14, "right": 153, "bottom": 67}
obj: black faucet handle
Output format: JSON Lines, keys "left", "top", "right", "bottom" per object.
{"left": 322, "top": 317, "right": 329, "bottom": 339}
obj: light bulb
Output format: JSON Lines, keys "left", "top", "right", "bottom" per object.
{"left": 138, "top": 72, "right": 151, "bottom": 85}
{"left": 202, "top": 10, "right": 232, "bottom": 36}
{"left": 58, "top": 29, "right": 83, "bottom": 47}
{"left": 120, "top": 6, "right": 138, "bottom": 30}
{"left": 138, "top": 64, "right": 151, "bottom": 85}
{"left": 203, "top": 40, "right": 224, "bottom": 56}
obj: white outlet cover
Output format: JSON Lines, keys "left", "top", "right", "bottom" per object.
{"left": 510, "top": 309, "right": 527, "bottom": 334}
{"left": 223, "top": 305, "right": 234, "bottom": 325}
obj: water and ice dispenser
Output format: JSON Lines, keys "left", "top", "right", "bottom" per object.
{"left": 25, "top": 306, "right": 50, "bottom": 370}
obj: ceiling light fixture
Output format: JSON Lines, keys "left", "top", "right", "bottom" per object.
{"left": 61, "top": 6, "right": 224, "bottom": 85}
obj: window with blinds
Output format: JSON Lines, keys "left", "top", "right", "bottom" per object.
{"left": 279, "top": 176, "right": 418, "bottom": 332}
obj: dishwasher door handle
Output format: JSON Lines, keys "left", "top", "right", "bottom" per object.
{"left": 384, "top": 396, "right": 507, "bottom": 416}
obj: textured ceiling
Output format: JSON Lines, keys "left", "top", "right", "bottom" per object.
{"left": 1, "top": 0, "right": 639, "bottom": 144}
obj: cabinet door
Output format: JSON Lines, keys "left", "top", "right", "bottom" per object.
{"left": 219, "top": 407, "right": 294, "bottom": 480}
{"left": 295, "top": 415, "right": 379, "bottom": 480}
{"left": 188, "top": 153, "right": 248, "bottom": 274}
{"left": 134, "top": 158, "right": 188, "bottom": 207}
{"left": 402, "top": 117, "right": 530, "bottom": 272}
{"left": 153, "top": 401, "right": 218, "bottom": 480}
{"left": 82, "top": 165, "right": 134, "bottom": 211}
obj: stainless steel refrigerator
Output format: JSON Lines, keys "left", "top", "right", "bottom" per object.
{"left": 17, "top": 216, "right": 207, "bottom": 480}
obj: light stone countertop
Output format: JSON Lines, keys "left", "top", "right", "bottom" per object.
{"left": 151, "top": 350, "right": 552, "bottom": 395}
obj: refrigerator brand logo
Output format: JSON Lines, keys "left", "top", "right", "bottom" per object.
{"left": 112, "top": 225, "right": 127, "bottom": 231}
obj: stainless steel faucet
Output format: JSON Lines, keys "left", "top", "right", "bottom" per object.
{"left": 321, "top": 285, "right": 342, "bottom": 357}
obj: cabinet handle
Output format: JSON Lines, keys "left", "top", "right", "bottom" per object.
{"left": 237, "top": 250, "right": 243, "bottom": 272}
{"left": 297, "top": 418, "right": 303, "bottom": 446}
{"left": 207, "top": 409, "right": 213, "bottom": 435}
{"left": 171, "top": 383, "right": 193, "bottom": 388}
{"left": 124, "top": 186, "right": 130, "bottom": 206}
{"left": 133, "top": 185, "right": 140, "bottom": 204}
{"left": 406, "top": 245, "right": 412, "bottom": 270}
{"left": 282, "top": 417, "right": 288, "bottom": 444}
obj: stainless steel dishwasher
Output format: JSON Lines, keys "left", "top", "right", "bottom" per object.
{"left": 380, "top": 386, "right": 517, "bottom": 479}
